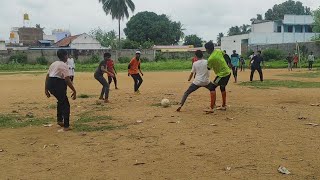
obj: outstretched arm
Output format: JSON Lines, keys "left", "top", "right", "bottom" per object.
{"left": 65, "top": 77, "right": 77, "bottom": 100}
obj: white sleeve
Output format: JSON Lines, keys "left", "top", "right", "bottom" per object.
{"left": 191, "top": 64, "right": 195, "bottom": 73}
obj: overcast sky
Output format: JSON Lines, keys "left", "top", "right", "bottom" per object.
{"left": 0, "top": 0, "right": 319, "bottom": 43}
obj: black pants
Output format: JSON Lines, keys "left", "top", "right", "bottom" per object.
{"left": 232, "top": 66, "right": 238, "bottom": 78}
{"left": 108, "top": 76, "right": 118, "bottom": 88}
{"left": 47, "top": 77, "right": 70, "bottom": 128}
{"left": 308, "top": 61, "right": 313, "bottom": 70}
{"left": 250, "top": 66, "right": 263, "bottom": 81}
{"left": 95, "top": 75, "right": 110, "bottom": 99}
{"left": 180, "top": 83, "right": 215, "bottom": 107}
{"left": 131, "top": 74, "right": 143, "bottom": 92}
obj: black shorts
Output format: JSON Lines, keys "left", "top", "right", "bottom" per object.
{"left": 213, "top": 74, "right": 231, "bottom": 87}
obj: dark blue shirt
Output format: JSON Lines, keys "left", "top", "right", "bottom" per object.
{"left": 251, "top": 55, "right": 263, "bottom": 68}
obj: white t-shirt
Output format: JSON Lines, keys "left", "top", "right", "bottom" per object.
{"left": 308, "top": 55, "right": 315, "bottom": 62}
{"left": 67, "top": 58, "right": 75, "bottom": 76}
{"left": 48, "top": 61, "right": 70, "bottom": 79}
{"left": 191, "top": 59, "right": 210, "bottom": 86}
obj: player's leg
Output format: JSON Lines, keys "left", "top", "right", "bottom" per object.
{"left": 217, "top": 74, "right": 231, "bottom": 110}
{"left": 113, "top": 76, "right": 118, "bottom": 89}
{"left": 177, "top": 83, "right": 200, "bottom": 112}
{"left": 95, "top": 76, "right": 107, "bottom": 100}
{"left": 250, "top": 66, "right": 255, "bottom": 81}
{"left": 108, "top": 76, "right": 113, "bottom": 85}
{"left": 136, "top": 74, "right": 143, "bottom": 91}
{"left": 100, "top": 77, "right": 110, "bottom": 102}
{"left": 257, "top": 67, "right": 263, "bottom": 82}
{"left": 131, "top": 74, "right": 139, "bottom": 92}
{"left": 47, "top": 78, "right": 64, "bottom": 127}
{"left": 205, "top": 82, "right": 218, "bottom": 110}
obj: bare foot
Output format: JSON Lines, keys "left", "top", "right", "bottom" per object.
{"left": 216, "top": 106, "right": 227, "bottom": 111}
{"left": 104, "top": 99, "right": 110, "bottom": 103}
{"left": 176, "top": 107, "right": 182, "bottom": 112}
{"left": 58, "top": 127, "right": 71, "bottom": 132}
{"left": 99, "top": 97, "right": 104, "bottom": 100}
{"left": 115, "top": 87, "right": 119, "bottom": 90}
{"left": 57, "top": 122, "right": 64, "bottom": 127}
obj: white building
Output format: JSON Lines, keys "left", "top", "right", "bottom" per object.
{"left": 55, "top": 33, "right": 105, "bottom": 50}
{"left": 0, "top": 41, "right": 6, "bottom": 50}
{"left": 221, "top": 15, "right": 320, "bottom": 55}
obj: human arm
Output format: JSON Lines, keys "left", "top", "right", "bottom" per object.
{"left": 65, "top": 77, "right": 77, "bottom": 100}
{"left": 45, "top": 74, "right": 50, "bottom": 98}
{"left": 100, "top": 65, "right": 114, "bottom": 77}
{"left": 188, "top": 73, "right": 194, "bottom": 81}
{"left": 138, "top": 64, "right": 143, "bottom": 76}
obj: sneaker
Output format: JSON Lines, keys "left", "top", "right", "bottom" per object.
{"left": 216, "top": 106, "right": 227, "bottom": 111}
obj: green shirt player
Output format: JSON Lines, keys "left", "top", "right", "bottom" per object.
{"left": 205, "top": 41, "right": 231, "bottom": 111}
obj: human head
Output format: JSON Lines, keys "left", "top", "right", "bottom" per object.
{"left": 104, "top": 52, "right": 111, "bottom": 60}
{"left": 57, "top": 49, "right": 68, "bottom": 62}
{"left": 233, "top": 50, "right": 236, "bottom": 54}
{"left": 311, "top": 51, "right": 313, "bottom": 55}
{"left": 205, "top": 41, "right": 214, "bottom": 54}
{"left": 257, "top": 50, "right": 262, "bottom": 55}
{"left": 195, "top": 50, "right": 203, "bottom": 59}
{"left": 135, "top": 50, "right": 141, "bottom": 60}
{"left": 223, "top": 50, "right": 227, "bottom": 54}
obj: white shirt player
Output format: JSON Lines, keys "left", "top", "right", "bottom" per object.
{"left": 66, "top": 58, "right": 75, "bottom": 76}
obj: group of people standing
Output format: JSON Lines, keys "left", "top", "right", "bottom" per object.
{"left": 286, "top": 52, "right": 315, "bottom": 71}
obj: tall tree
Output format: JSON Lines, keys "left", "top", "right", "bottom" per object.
{"left": 216, "top": 33, "right": 224, "bottom": 46}
{"left": 124, "top": 11, "right": 184, "bottom": 45}
{"left": 183, "top": 34, "right": 202, "bottom": 47}
{"left": 240, "top": 24, "right": 251, "bottom": 34}
{"left": 264, "top": 0, "right": 311, "bottom": 20}
{"left": 228, "top": 26, "right": 241, "bottom": 36}
{"left": 89, "top": 28, "right": 117, "bottom": 48}
{"left": 313, "top": 7, "right": 320, "bottom": 33}
{"left": 257, "top": 14, "right": 263, "bottom": 20}
{"left": 98, "top": 0, "right": 135, "bottom": 48}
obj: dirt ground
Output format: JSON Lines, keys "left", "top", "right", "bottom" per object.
{"left": 0, "top": 69, "right": 319, "bottom": 180}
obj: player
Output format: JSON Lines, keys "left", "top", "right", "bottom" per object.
{"left": 128, "top": 51, "right": 144, "bottom": 94}
{"left": 106, "top": 55, "right": 118, "bottom": 89}
{"left": 223, "top": 50, "right": 232, "bottom": 68}
{"left": 308, "top": 52, "right": 315, "bottom": 70}
{"left": 250, "top": 50, "right": 264, "bottom": 82}
{"left": 66, "top": 54, "right": 75, "bottom": 82}
{"left": 239, "top": 56, "right": 246, "bottom": 72}
{"left": 94, "top": 53, "right": 114, "bottom": 103}
{"left": 206, "top": 41, "right": 231, "bottom": 111}
{"left": 176, "top": 50, "right": 216, "bottom": 112}
{"left": 45, "top": 49, "right": 77, "bottom": 132}
{"left": 230, "top": 50, "right": 240, "bottom": 83}
{"left": 293, "top": 53, "right": 299, "bottom": 68}
{"left": 286, "top": 53, "right": 293, "bottom": 71}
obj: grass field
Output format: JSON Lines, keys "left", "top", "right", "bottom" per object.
{"left": 0, "top": 59, "right": 319, "bottom": 72}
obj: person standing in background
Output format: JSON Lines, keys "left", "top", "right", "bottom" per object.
{"left": 286, "top": 53, "right": 293, "bottom": 71}
{"left": 67, "top": 54, "right": 75, "bottom": 82}
{"left": 308, "top": 52, "right": 315, "bottom": 70}
{"left": 293, "top": 53, "right": 299, "bottom": 68}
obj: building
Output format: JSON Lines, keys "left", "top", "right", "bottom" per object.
{"left": 55, "top": 33, "right": 105, "bottom": 50}
{"left": 17, "top": 27, "right": 44, "bottom": 46}
{"left": 0, "top": 41, "right": 6, "bottom": 50}
{"left": 9, "top": 27, "right": 20, "bottom": 44}
{"left": 153, "top": 45, "right": 207, "bottom": 52}
{"left": 221, "top": 15, "right": 320, "bottom": 55}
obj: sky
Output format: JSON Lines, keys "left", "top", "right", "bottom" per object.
{"left": 0, "top": 0, "right": 319, "bottom": 43}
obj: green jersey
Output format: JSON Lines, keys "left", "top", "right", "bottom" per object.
{"left": 208, "top": 49, "right": 231, "bottom": 77}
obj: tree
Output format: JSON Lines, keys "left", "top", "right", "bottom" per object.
{"left": 98, "top": 0, "right": 135, "bottom": 48}
{"left": 183, "top": 34, "right": 202, "bottom": 47}
{"left": 228, "top": 26, "right": 241, "bottom": 36}
{"left": 89, "top": 28, "right": 117, "bottom": 48}
{"left": 313, "top": 7, "right": 320, "bottom": 33}
{"left": 124, "top": 11, "right": 184, "bottom": 45}
{"left": 257, "top": 14, "right": 263, "bottom": 20}
{"left": 240, "top": 24, "right": 251, "bottom": 34}
{"left": 216, "top": 33, "right": 224, "bottom": 46}
{"left": 121, "top": 39, "right": 140, "bottom": 49}
{"left": 264, "top": 0, "right": 311, "bottom": 20}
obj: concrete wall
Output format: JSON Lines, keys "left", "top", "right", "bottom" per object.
{"left": 221, "top": 34, "right": 249, "bottom": 55}
{"left": 249, "top": 32, "right": 320, "bottom": 45}
{"left": 283, "top": 15, "right": 313, "bottom": 25}
{"left": 0, "top": 49, "right": 156, "bottom": 64}
{"left": 248, "top": 42, "right": 320, "bottom": 57}
{"left": 252, "top": 22, "right": 275, "bottom": 33}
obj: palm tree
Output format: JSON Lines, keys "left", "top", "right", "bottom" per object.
{"left": 216, "top": 32, "right": 224, "bottom": 46}
{"left": 98, "top": 0, "right": 135, "bottom": 49}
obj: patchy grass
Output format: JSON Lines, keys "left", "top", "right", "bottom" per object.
{"left": 278, "top": 71, "right": 320, "bottom": 78}
{"left": 73, "top": 113, "right": 121, "bottom": 132}
{"left": 47, "top": 104, "right": 57, "bottom": 109}
{"left": 77, "top": 94, "right": 91, "bottom": 99}
{"left": 0, "top": 114, "right": 53, "bottom": 128}
{"left": 240, "top": 79, "right": 320, "bottom": 89}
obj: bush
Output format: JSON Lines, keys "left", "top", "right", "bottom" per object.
{"left": 9, "top": 53, "right": 28, "bottom": 64}
{"left": 118, "top": 57, "right": 131, "bottom": 64}
{"left": 36, "top": 56, "right": 48, "bottom": 65}
{"left": 262, "top": 48, "right": 285, "bottom": 61}
{"left": 81, "top": 54, "right": 101, "bottom": 64}
{"left": 155, "top": 52, "right": 167, "bottom": 62}
{"left": 141, "top": 57, "right": 150, "bottom": 62}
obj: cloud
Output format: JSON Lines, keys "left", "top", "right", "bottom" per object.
{"left": 0, "top": 0, "right": 319, "bottom": 42}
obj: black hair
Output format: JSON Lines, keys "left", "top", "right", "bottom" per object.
{"left": 104, "top": 52, "right": 111, "bottom": 58}
{"left": 205, "top": 41, "right": 214, "bottom": 50}
{"left": 223, "top": 50, "right": 226, "bottom": 53}
{"left": 57, "top": 49, "right": 68, "bottom": 61}
{"left": 195, "top": 50, "right": 203, "bottom": 59}
{"left": 257, "top": 50, "right": 262, "bottom": 54}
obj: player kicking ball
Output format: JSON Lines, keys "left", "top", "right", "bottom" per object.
{"left": 177, "top": 50, "right": 216, "bottom": 112}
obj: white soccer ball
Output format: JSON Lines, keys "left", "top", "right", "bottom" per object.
{"left": 161, "top": 99, "right": 170, "bottom": 108}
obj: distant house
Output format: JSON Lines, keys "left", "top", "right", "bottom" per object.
{"left": 18, "top": 27, "right": 44, "bottom": 46}
{"left": 153, "top": 45, "right": 207, "bottom": 52}
{"left": 221, "top": 15, "right": 320, "bottom": 55}
{"left": 55, "top": 33, "right": 105, "bottom": 50}
{"left": 0, "top": 41, "right": 6, "bottom": 50}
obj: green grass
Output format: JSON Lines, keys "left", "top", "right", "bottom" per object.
{"left": 0, "top": 114, "right": 53, "bottom": 128}
{"left": 77, "top": 94, "right": 91, "bottom": 99}
{"left": 240, "top": 79, "right": 320, "bottom": 89}
{"left": 278, "top": 71, "right": 320, "bottom": 78}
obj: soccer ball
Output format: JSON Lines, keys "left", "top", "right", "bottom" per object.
{"left": 161, "top": 99, "right": 170, "bottom": 108}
